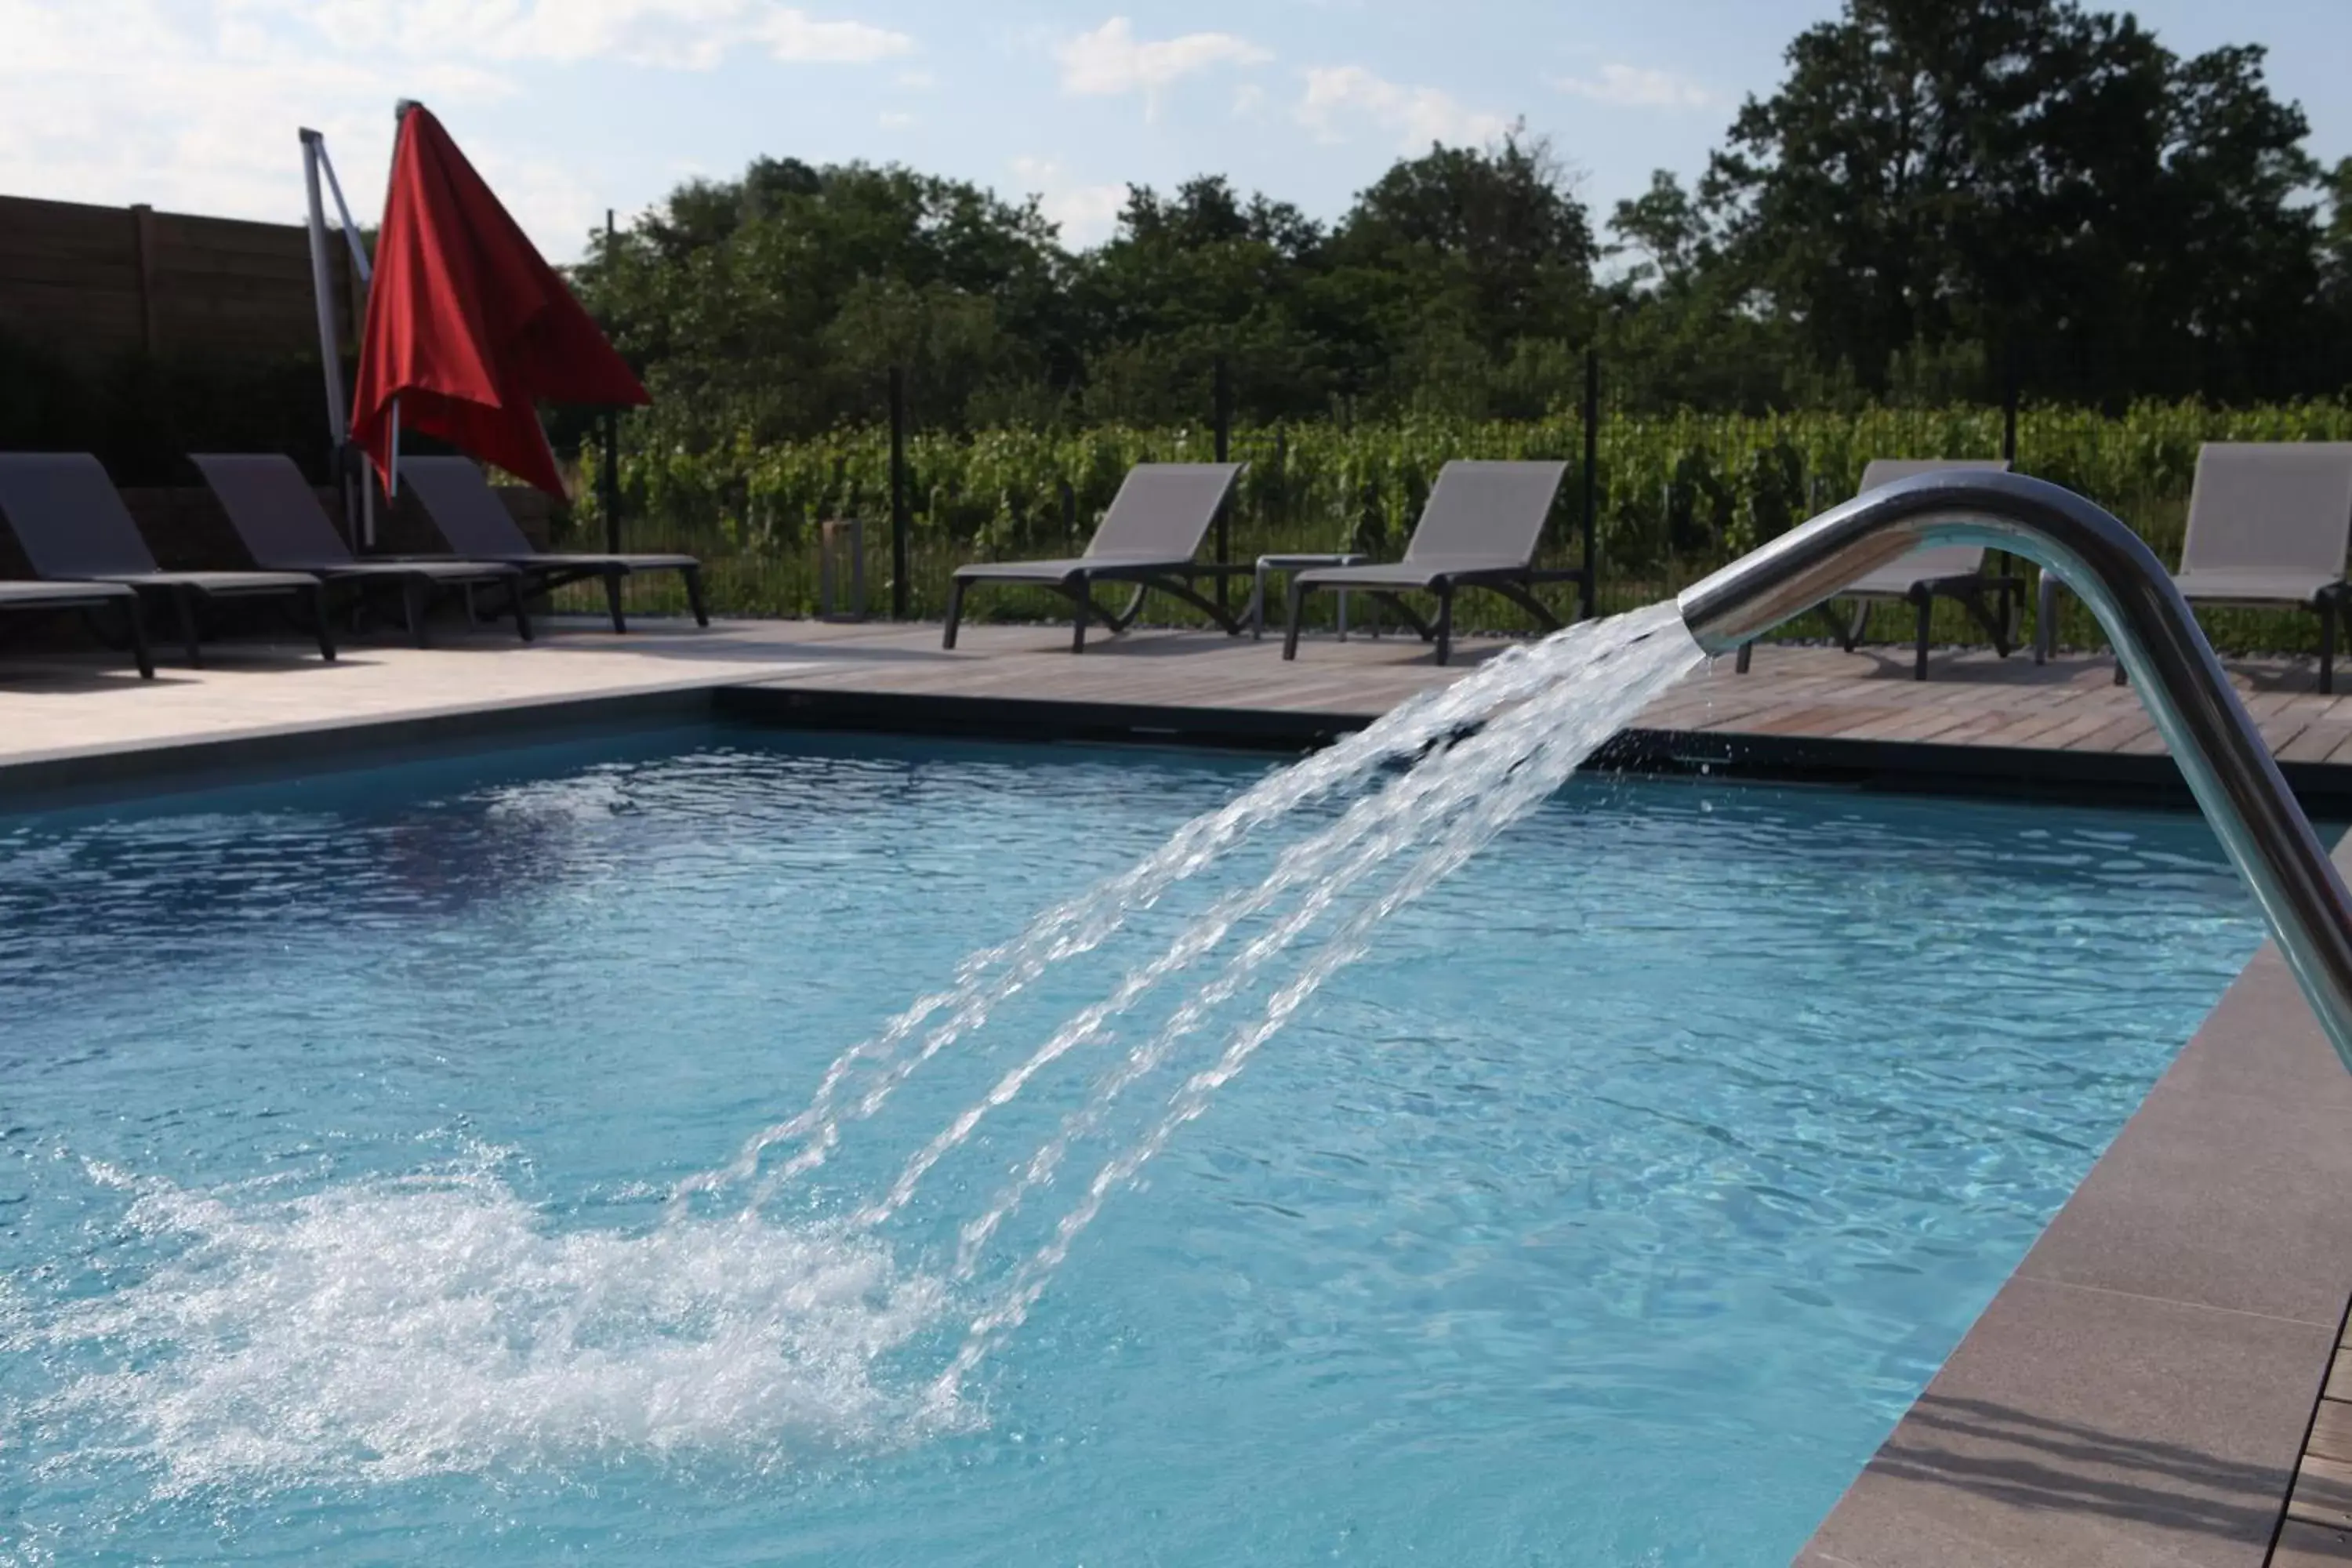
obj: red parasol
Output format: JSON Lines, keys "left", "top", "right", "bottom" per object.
{"left": 350, "top": 104, "right": 644, "bottom": 500}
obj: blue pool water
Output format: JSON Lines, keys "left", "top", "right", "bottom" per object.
{"left": 0, "top": 726, "right": 2265, "bottom": 1565}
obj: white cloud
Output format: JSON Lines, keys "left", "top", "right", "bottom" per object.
{"left": 1294, "top": 66, "right": 1507, "bottom": 150}
{"left": 1010, "top": 156, "right": 1127, "bottom": 248}
{"left": 259, "top": 0, "right": 913, "bottom": 68}
{"left": 895, "top": 67, "right": 938, "bottom": 89}
{"left": 0, "top": 0, "right": 909, "bottom": 260}
{"left": 1054, "top": 16, "right": 1269, "bottom": 111}
{"left": 1551, "top": 63, "right": 1718, "bottom": 111}
{"left": 878, "top": 110, "right": 916, "bottom": 129}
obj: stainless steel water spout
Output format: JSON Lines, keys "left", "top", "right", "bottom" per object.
{"left": 1679, "top": 469, "right": 2352, "bottom": 1073}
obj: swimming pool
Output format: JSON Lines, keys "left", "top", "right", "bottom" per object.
{"left": 0, "top": 727, "right": 2264, "bottom": 1565}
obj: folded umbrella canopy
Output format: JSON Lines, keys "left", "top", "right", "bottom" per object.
{"left": 350, "top": 103, "right": 645, "bottom": 500}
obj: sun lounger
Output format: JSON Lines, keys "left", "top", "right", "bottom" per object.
{"left": 397, "top": 456, "right": 706, "bottom": 633}
{"left": 943, "top": 463, "right": 1250, "bottom": 653}
{"left": 2037, "top": 442, "right": 2352, "bottom": 691}
{"left": 0, "top": 453, "right": 332, "bottom": 666}
{"left": 0, "top": 581, "right": 153, "bottom": 679}
{"left": 1736, "top": 458, "right": 2016, "bottom": 681}
{"left": 191, "top": 454, "right": 532, "bottom": 645}
{"left": 1281, "top": 460, "right": 1573, "bottom": 666}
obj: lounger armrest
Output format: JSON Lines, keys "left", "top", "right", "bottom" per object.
{"left": 1522, "top": 567, "right": 1589, "bottom": 584}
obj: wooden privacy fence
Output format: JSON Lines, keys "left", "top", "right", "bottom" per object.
{"left": 0, "top": 193, "right": 361, "bottom": 369}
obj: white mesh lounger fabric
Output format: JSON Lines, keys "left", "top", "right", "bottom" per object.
{"left": 400, "top": 456, "right": 706, "bottom": 633}
{"left": 1282, "top": 460, "right": 1573, "bottom": 666}
{"left": 191, "top": 453, "right": 533, "bottom": 644}
{"left": 0, "top": 452, "right": 332, "bottom": 666}
{"left": 942, "top": 463, "right": 1250, "bottom": 655}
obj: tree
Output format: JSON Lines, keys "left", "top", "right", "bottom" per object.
{"left": 1322, "top": 132, "right": 1598, "bottom": 415}
{"left": 1069, "top": 176, "right": 1334, "bottom": 423}
{"left": 1610, "top": 170, "right": 1710, "bottom": 292}
{"left": 1704, "top": 0, "right": 2324, "bottom": 401}
{"left": 575, "top": 161, "right": 1069, "bottom": 443}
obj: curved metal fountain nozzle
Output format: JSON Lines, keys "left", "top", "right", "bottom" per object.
{"left": 1679, "top": 469, "right": 2352, "bottom": 1073}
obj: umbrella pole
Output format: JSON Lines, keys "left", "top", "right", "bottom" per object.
{"left": 299, "top": 129, "right": 355, "bottom": 544}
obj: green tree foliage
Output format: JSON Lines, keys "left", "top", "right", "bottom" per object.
{"left": 576, "top": 157, "right": 1066, "bottom": 445}
{"left": 1698, "top": 0, "right": 2328, "bottom": 401}
{"left": 563, "top": 0, "right": 2346, "bottom": 457}
{"left": 573, "top": 136, "right": 1600, "bottom": 442}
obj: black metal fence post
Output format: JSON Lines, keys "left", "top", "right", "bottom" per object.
{"left": 1580, "top": 346, "right": 1599, "bottom": 620}
{"left": 601, "top": 207, "right": 621, "bottom": 554}
{"left": 2002, "top": 374, "right": 2020, "bottom": 466}
{"left": 1213, "top": 355, "right": 1232, "bottom": 612}
{"left": 888, "top": 365, "right": 909, "bottom": 619}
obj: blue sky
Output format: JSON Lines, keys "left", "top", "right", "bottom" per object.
{"left": 2, "top": 0, "right": 2344, "bottom": 264}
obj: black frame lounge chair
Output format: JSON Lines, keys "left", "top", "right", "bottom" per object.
{"left": 0, "top": 581, "right": 153, "bottom": 679}
{"left": 942, "top": 462, "right": 1250, "bottom": 654}
{"left": 192, "top": 454, "right": 533, "bottom": 645}
{"left": 1735, "top": 458, "right": 2017, "bottom": 681}
{"left": 397, "top": 456, "right": 706, "bottom": 633}
{"left": 0, "top": 453, "right": 333, "bottom": 666}
{"left": 2037, "top": 443, "right": 2352, "bottom": 693}
{"left": 1282, "top": 460, "right": 1575, "bottom": 666}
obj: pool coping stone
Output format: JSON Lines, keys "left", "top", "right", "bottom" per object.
{"left": 1794, "top": 836, "right": 2352, "bottom": 1567}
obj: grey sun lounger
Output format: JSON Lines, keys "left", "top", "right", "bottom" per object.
{"left": 2037, "top": 442, "right": 2352, "bottom": 691}
{"left": 398, "top": 456, "right": 706, "bottom": 633}
{"left": 0, "top": 453, "right": 332, "bottom": 666}
{"left": 1282, "top": 460, "right": 1574, "bottom": 666}
{"left": 943, "top": 462, "right": 1250, "bottom": 653}
{"left": 0, "top": 580, "right": 154, "bottom": 679}
{"left": 191, "top": 454, "right": 532, "bottom": 645}
{"left": 1735, "top": 458, "right": 2016, "bottom": 681}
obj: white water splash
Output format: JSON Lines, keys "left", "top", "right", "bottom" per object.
{"left": 2, "top": 1160, "right": 960, "bottom": 1496}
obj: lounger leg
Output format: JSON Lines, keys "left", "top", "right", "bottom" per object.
{"left": 1735, "top": 641, "right": 1752, "bottom": 674}
{"left": 171, "top": 586, "right": 201, "bottom": 667}
{"left": 942, "top": 577, "right": 966, "bottom": 649}
{"left": 124, "top": 596, "right": 154, "bottom": 680}
{"left": 507, "top": 577, "right": 534, "bottom": 642}
{"left": 1070, "top": 574, "right": 1090, "bottom": 654}
{"left": 310, "top": 583, "right": 338, "bottom": 662}
{"left": 602, "top": 569, "right": 627, "bottom": 634}
{"left": 1434, "top": 583, "right": 1454, "bottom": 666}
{"left": 1912, "top": 591, "right": 1931, "bottom": 681}
{"left": 1840, "top": 601, "right": 1869, "bottom": 654}
{"left": 683, "top": 566, "right": 710, "bottom": 628}
{"left": 1283, "top": 580, "right": 1308, "bottom": 661}
{"left": 402, "top": 578, "right": 426, "bottom": 648}
{"left": 2321, "top": 594, "right": 2337, "bottom": 696}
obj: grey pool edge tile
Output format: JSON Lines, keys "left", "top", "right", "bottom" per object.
{"left": 1791, "top": 834, "right": 2352, "bottom": 1566}
{"left": 1801, "top": 1279, "right": 2331, "bottom": 1568}
{"left": 0, "top": 683, "right": 733, "bottom": 811}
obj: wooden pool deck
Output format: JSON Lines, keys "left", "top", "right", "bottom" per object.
{"left": 2, "top": 614, "right": 2350, "bottom": 1567}
{"left": 3, "top": 615, "right": 2349, "bottom": 808}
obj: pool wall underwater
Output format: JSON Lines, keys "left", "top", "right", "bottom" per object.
{"left": 1, "top": 686, "right": 2347, "bottom": 1567}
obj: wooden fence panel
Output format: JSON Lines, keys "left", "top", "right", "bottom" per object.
{"left": 0, "top": 192, "right": 358, "bottom": 368}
